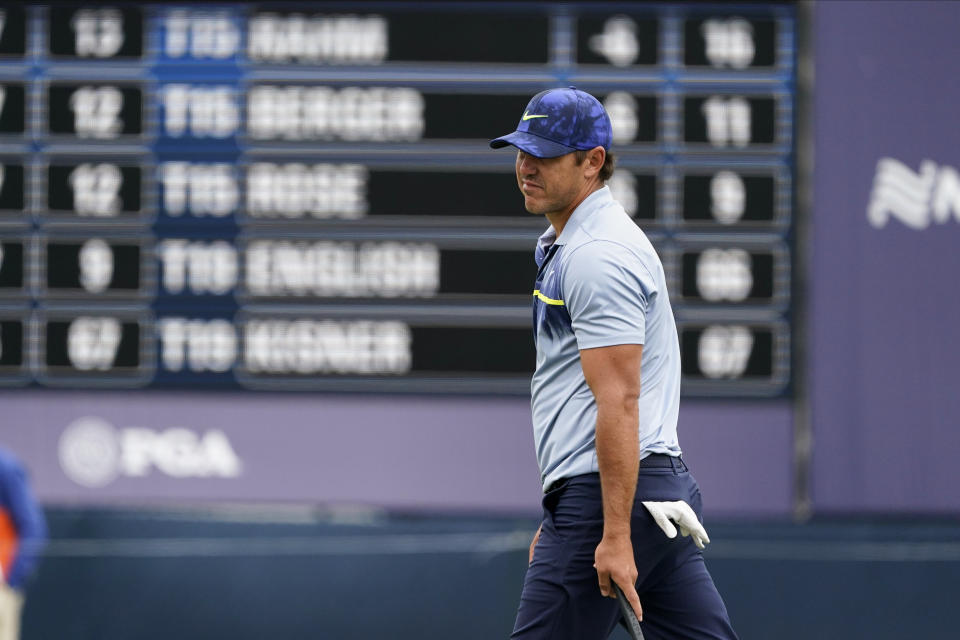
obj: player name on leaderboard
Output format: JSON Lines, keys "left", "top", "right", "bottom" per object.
{"left": 0, "top": 4, "right": 796, "bottom": 396}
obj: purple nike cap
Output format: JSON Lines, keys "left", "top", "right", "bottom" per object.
{"left": 490, "top": 86, "right": 612, "bottom": 158}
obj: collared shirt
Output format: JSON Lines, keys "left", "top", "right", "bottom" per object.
{"left": 531, "top": 186, "right": 681, "bottom": 491}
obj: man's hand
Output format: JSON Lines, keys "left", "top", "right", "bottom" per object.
{"left": 594, "top": 534, "right": 642, "bottom": 621}
{"left": 528, "top": 524, "right": 542, "bottom": 564}
{"left": 642, "top": 500, "right": 710, "bottom": 549}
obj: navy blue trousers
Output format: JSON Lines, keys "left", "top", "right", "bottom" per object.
{"left": 511, "top": 457, "right": 738, "bottom": 640}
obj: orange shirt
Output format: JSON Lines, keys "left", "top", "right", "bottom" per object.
{"left": 0, "top": 509, "right": 17, "bottom": 581}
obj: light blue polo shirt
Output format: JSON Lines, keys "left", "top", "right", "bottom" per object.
{"left": 531, "top": 186, "right": 681, "bottom": 491}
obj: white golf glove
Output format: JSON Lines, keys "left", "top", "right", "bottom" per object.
{"left": 642, "top": 500, "right": 711, "bottom": 549}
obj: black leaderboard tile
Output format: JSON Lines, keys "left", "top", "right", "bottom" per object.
{"left": 0, "top": 319, "right": 24, "bottom": 369}
{"left": 48, "top": 7, "right": 144, "bottom": 59}
{"left": 683, "top": 16, "right": 777, "bottom": 69}
{"left": 44, "top": 317, "right": 142, "bottom": 371}
{"left": 410, "top": 326, "right": 534, "bottom": 374}
{"left": 678, "top": 248, "right": 777, "bottom": 305}
{"left": 0, "top": 163, "right": 25, "bottom": 213}
{"left": 576, "top": 15, "right": 660, "bottom": 67}
{"left": 681, "top": 324, "right": 774, "bottom": 379}
{"left": 44, "top": 240, "right": 142, "bottom": 295}
{"left": 47, "top": 84, "right": 144, "bottom": 139}
{"left": 683, "top": 95, "right": 778, "bottom": 147}
{"left": 385, "top": 12, "right": 549, "bottom": 64}
{"left": 681, "top": 172, "right": 778, "bottom": 226}
{"left": 0, "top": 84, "right": 25, "bottom": 135}
{"left": 247, "top": 10, "right": 549, "bottom": 64}
{"left": 234, "top": 315, "right": 535, "bottom": 391}
{"left": 47, "top": 163, "right": 143, "bottom": 218}
{"left": 0, "top": 240, "right": 24, "bottom": 290}
{"left": 0, "top": 7, "right": 27, "bottom": 56}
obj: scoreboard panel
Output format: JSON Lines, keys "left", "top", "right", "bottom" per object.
{"left": 0, "top": 2, "right": 797, "bottom": 396}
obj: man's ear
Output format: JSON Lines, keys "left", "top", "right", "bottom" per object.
{"left": 584, "top": 146, "right": 605, "bottom": 178}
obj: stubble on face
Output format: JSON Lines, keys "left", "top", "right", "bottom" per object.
{"left": 515, "top": 151, "right": 583, "bottom": 217}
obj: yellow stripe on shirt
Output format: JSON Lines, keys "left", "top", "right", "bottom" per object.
{"left": 533, "top": 289, "right": 565, "bottom": 306}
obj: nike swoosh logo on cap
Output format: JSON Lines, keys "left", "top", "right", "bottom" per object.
{"left": 522, "top": 111, "right": 548, "bottom": 121}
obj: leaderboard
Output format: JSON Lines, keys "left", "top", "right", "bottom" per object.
{"left": 0, "top": 3, "right": 796, "bottom": 396}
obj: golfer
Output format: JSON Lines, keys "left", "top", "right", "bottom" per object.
{"left": 491, "top": 87, "right": 739, "bottom": 640}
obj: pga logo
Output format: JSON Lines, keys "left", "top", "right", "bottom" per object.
{"left": 58, "top": 417, "right": 243, "bottom": 488}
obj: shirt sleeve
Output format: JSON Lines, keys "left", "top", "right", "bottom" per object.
{"left": 562, "top": 239, "right": 657, "bottom": 350}
{"left": 1, "top": 458, "right": 48, "bottom": 590}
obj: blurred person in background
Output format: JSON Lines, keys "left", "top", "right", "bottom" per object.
{"left": 491, "top": 87, "right": 737, "bottom": 640}
{"left": 0, "top": 448, "right": 47, "bottom": 640}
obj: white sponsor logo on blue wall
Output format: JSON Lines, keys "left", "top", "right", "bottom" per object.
{"left": 58, "top": 416, "right": 243, "bottom": 488}
{"left": 868, "top": 157, "right": 960, "bottom": 229}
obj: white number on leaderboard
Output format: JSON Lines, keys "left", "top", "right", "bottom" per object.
{"left": 67, "top": 316, "right": 121, "bottom": 370}
{"left": 608, "top": 170, "right": 638, "bottom": 218}
{"left": 589, "top": 16, "right": 640, "bottom": 67}
{"left": 165, "top": 11, "right": 239, "bottom": 59}
{"left": 69, "top": 164, "right": 122, "bottom": 217}
{"left": 159, "top": 240, "right": 238, "bottom": 295}
{"left": 160, "top": 163, "right": 237, "bottom": 217}
{"left": 69, "top": 86, "right": 123, "bottom": 138}
{"left": 71, "top": 8, "right": 125, "bottom": 58}
{"left": 163, "top": 85, "right": 239, "bottom": 138}
{"left": 702, "top": 96, "right": 751, "bottom": 147}
{"left": 78, "top": 238, "right": 114, "bottom": 293}
{"left": 159, "top": 318, "right": 237, "bottom": 372}
{"left": 710, "top": 171, "right": 746, "bottom": 224}
{"left": 696, "top": 248, "right": 752, "bottom": 302}
{"left": 603, "top": 92, "right": 638, "bottom": 144}
{"left": 698, "top": 325, "right": 754, "bottom": 379}
{"left": 700, "top": 18, "right": 755, "bottom": 69}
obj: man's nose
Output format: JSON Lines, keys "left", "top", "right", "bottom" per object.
{"left": 518, "top": 154, "right": 538, "bottom": 174}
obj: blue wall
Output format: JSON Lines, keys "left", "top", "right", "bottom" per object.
{"left": 23, "top": 508, "right": 960, "bottom": 640}
{"left": 810, "top": 0, "right": 960, "bottom": 513}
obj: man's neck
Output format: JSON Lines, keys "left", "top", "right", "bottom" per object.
{"left": 545, "top": 181, "right": 603, "bottom": 237}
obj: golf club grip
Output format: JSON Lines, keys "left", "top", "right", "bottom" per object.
{"left": 612, "top": 581, "right": 645, "bottom": 640}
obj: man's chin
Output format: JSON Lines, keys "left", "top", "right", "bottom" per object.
{"left": 523, "top": 198, "right": 547, "bottom": 215}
